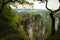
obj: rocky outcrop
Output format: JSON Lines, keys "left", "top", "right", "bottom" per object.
{"left": 21, "top": 14, "right": 45, "bottom": 40}
{"left": 58, "top": 18, "right": 60, "bottom": 31}
{"left": 55, "top": 18, "right": 59, "bottom": 31}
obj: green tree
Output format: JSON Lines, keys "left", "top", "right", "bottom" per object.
{"left": 0, "top": 6, "right": 30, "bottom": 40}
{"left": 0, "top": 0, "right": 33, "bottom": 40}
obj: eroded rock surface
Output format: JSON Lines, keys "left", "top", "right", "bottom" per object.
{"left": 21, "top": 14, "right": 45, "bottom": 40}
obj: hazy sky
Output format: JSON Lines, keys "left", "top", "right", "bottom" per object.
{"left": 11, "top": 0, "right": 59, "bottom": 10}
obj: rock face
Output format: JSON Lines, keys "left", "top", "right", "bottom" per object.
{"left": 58, "top": 18, "right": 60, "bottom": 31}
{"left": 21, "top": 14, "right": 45, "bottom": 40}
{"left": 55, "top": 18, "right": 59, "bottom": 31}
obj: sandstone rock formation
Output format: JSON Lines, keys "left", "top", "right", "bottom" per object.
{"left": 21, "top": 14, "right": 45, "bottom": 40}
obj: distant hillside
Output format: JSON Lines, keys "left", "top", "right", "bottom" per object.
{"left": 55, "top": 11, "right": 60, "bottom": 18}
{"left": 13, "top": 9, "right": 50, "bottom": 16}
{"left": 13, "top": 9, "right": 60, "bottom": 17}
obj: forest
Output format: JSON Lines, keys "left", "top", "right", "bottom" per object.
{"left": 0, "top": 0, "right": 60, "bottom": 40}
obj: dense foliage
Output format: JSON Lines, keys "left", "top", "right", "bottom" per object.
{"left": 0, "top": 5, "right": 30, "bottom": 40}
